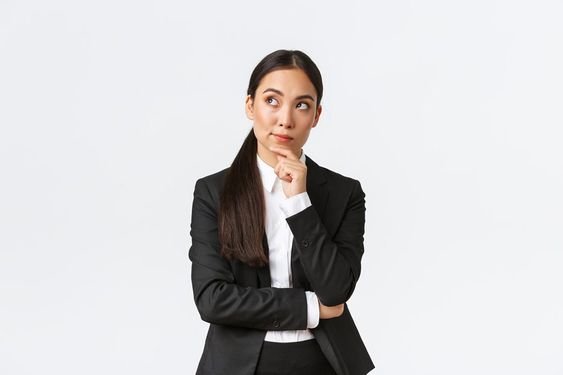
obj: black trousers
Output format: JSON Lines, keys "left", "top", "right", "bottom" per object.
{"left": 255, "top": 339, "right": 337, "bottom": 375}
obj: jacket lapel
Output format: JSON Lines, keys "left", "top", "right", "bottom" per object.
{"left": 304, "top": 155, "right": 329, "bottom": 219}
{"left": 256, "top": 155, "right": 329, "bottom": 289}
{"left": 291, "top": 156, "right": 329, "bottom": 289}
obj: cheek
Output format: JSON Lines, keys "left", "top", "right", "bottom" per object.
{"left": 254, "top": 104, "right": 276, "bottom": 124}
{"left": 253, "top": 109, "right": 273, "bottom": 136}
{"left": 296, "top": 112, "right": 315, "bottom": 125}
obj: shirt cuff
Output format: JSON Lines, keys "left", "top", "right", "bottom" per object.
{"left": 305, "top": 291, "right": 320, "bottom": 329}
{"left": 279, "top": 192, "right": 312, "bottom": 218}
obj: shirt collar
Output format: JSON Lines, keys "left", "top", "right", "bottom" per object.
{"left": 257, "top": 150, "right": 306, "bottom": 193}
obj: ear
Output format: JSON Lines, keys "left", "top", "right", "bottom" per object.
{"left": 245, "top": 95, "right": 254, "bottom": 120}
{"left": 312, "top": 104, "right": 322, "bottom": 128}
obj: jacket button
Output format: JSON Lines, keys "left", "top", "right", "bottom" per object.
{"left": 302, "top": 240, "right": 309, "bottom": 247}
{"left": 273, "top": 320, "right": 280, "bottom": 328}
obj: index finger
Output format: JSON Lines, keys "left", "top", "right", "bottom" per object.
{"left": 269, "top": 146, "right": 299, "bottom": 160}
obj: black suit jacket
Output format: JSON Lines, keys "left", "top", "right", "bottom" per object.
{"left": 189, "top": 155, "right": 374, "bottom": 375}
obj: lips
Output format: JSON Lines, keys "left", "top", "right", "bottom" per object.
{"left": 272, "top": 133, "right": 293, "bottom": 140}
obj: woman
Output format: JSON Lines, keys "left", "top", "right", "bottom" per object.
{"left": 189, "top": 49, "right": 374, "bottom": 375}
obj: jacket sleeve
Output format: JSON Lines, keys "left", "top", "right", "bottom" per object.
{"left": 188, "top": 177, "right": 308, "bottom": 330}
{"left": 286, "top": 179, "right": 366, "bottom": 306}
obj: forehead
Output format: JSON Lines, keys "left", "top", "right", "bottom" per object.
{"left": 257, "top": 68, "right": 317, "bottom": 98}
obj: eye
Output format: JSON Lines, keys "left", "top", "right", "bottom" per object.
{"left": 266, "top": 97, "right": 279, "bottom": 106}
{"left": 296, "top": 102, "right": 310, "bottom": 110}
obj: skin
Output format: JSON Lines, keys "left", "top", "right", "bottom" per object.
{"left": 245, "top": 68, "right": 344, "bottom": 319}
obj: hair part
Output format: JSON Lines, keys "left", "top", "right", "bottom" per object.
{"left": 247, "top": 49, "right": 323, "bottom": 105}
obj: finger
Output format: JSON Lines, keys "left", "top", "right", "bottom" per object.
{"left": 274, "top": 156, "right": 290, "bottom": 175}
{"left": 269, "top": 146, "right": 299, "bottom": 160}
{"left": 278, "top": 164, "right": 292, "bottom": 181}
{"left": 276, "top": 166, "right": 292, "bottom": 182}
{"left": 274, "top": 156, "right": 283, "bottom": 174}
{"left": 274, "top": 162, "right": 294, "bottom": 183}
{"left": 280, "top": 174, "right": 292, "bottom": 183}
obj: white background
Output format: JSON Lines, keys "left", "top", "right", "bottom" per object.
{"left": 1, "top": 0, "right": 562, "bottom": 374}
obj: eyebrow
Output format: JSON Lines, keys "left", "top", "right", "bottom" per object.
{"left": 262, "top": 88, "right": 315, "bottom": 102}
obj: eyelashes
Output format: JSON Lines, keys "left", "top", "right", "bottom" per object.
{"left": 266, "top": 97, "right": 279, "bottom": 106}
{"left": 265, "top": 96, "right": 311, "bottom": 110}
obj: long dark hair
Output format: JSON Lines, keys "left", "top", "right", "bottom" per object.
{"left": 219, "top": 49, "right": 324, "bottom": 267}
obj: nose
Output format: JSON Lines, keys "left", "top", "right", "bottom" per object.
{"left": 278, "top": 105, "right": 294, "bottom": 128}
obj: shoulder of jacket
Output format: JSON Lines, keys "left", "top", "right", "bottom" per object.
{"left": 324, "top": 167, "right": 360, "bottom": 184}
{"left": 194, "top": 167, "right": 229, "bottom": 196}
{"left": 312, "top": 161, "right": 362, "bottom": 190}
{"left": 197, "top": 167, "right": 228, "bottom": 184}
{"left": 307, "top": 155, "right": 360, "bottom": 184}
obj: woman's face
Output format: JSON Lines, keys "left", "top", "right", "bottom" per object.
{"left": 245, "top": 68, "right": 322, "bottom": 167}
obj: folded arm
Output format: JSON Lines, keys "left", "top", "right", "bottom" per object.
{"left": 285, "top": 179, "right": 366, "bottom": 306}
{"left": 189, "top": 177, "right": 309, "bottom": 331}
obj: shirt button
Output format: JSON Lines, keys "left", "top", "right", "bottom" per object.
{"left": 302, "top": 240, "right": 310, "bottom": 247}
{"left": 273, "top": 320, "right": 280, "bottom": 328}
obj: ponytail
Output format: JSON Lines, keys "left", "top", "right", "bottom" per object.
{"left": 218, "top": 129, "right": 268, "bottom": 267}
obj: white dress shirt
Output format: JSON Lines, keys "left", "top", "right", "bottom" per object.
{"left": 257, "top": 151, "right": 320, "bottom": 342}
